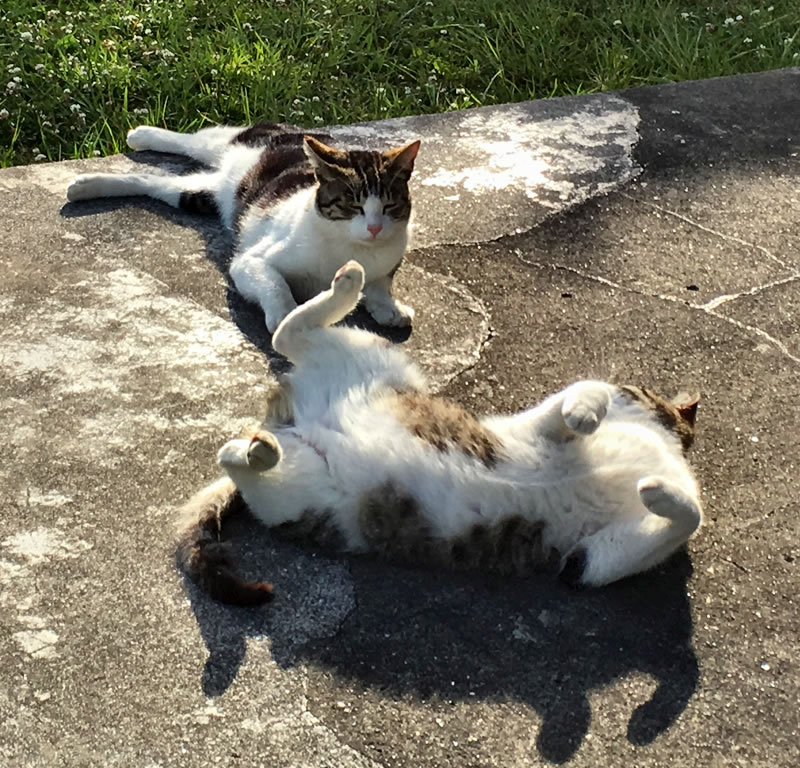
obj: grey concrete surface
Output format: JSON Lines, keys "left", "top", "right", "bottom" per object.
{"left": 1, "top": 69, "right": 799, "bottom": 767}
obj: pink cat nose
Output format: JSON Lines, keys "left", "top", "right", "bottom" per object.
{"left": 367, "top": 223, "right": 383, "bottom": 238}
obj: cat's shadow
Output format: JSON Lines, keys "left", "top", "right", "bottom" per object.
{"left": 59, "top": 152, "right": 411, "bottom": 369}
{"left": 184, "top": 511, "right": 698, "bottom": 765}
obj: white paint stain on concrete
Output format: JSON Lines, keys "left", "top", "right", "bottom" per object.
{"left": 3, "top": 527, "right": 92, "bottom": 564}
{"left": 12, "top": 629, "right": 60, "bottom": 659}
{"left": 1, "top": 264, "right": 268, "bottom": 464}
{"left": 417, "top": 104, "right": 640, "bottom": 205}
{"left": 19, "top": 489, "right": 73, "bottom": 508}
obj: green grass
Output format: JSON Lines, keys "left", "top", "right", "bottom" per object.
{"left": 1, "top": 1, "right": 798, "bottom": 167}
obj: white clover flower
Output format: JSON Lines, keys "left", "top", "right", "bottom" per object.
{"left": 42, "top": 119, "right": 52, "bottom": 127}
{"left": 680, "top": 12, "right": 689, "bottom": 20}
{"left": 93, "top": 150, "right": 101, "bottom": 156}
{"left": 6, "top": 81, "right": 18, "bottom": 92}
{"left": 63, "top": 88, "right": 71, "bottom": 95}
{"left": 724, "top": 18, "right": 734, "bottom": 26}
{"left": 34, "top": 63, "right": 45, "bottom": 71}
{"left": 242, "top": 22, "right": 253, "bottom": 31}
{"left": 744, "top": 37, "right": 753, "bottom": 43}
{"left": 613, "top": 20, "right": 622, "bottom": 26}
{"left": 313, "top": 116, "right": 324, "bottom": 123}
{"left": 735, "top": 15, "right": 743, "bottom": 21}
{"left": 20, "top": 31, "right": 33, "bottom": 42}
{"left": 0, "top": 108, "right": 9, "bottom": 119}
{"left": 210, "top": 68, "right": 218, "bottom": 76}
{"left": 376, "top": 86, "right": 386, "bottom": 94}
{"left": 32, "top": 146, "right": 39, "bottom": 153}
{"left": 9, "top": 66, "right": 21, "bottom": 74}
{"left": 70, "top": 103, "right": 82, "bottom": 113}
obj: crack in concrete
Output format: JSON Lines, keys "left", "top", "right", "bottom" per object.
{"left": 620, "top": 193, "right": 789, "bottom": 270}
{"left": 514, "top": 251, "right": 800, "bottom": 365}
{"left": 698, "top": 274, "right": 800, "bottom": 311}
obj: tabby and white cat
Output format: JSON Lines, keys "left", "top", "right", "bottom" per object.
{"left": 177, "top": 260, "right": 703, "bottom": 605}
{"left": 66, "top": 123, "right": 420, "bottom": 332}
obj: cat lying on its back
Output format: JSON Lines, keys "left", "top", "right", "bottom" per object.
{"left": 177, "top": 260, "right": 703, "bottom": 605}
{"left": 66, "top": 123, "right": 420, "bottom": 332}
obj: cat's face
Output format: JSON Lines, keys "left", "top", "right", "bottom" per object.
{"left": 304, "top": 136, "right": 420, "bottom": 245}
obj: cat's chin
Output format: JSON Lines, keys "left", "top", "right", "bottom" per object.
{"left": 353, "top": 233, "right": 397, "bottom": 248}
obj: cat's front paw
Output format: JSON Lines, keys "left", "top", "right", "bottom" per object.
{"left": 367, "top": 299, "right": 415, "bottom": 327}
{"left": 332, "top": 260, "right": 366, "bottom": 295}
{"left": 561, "top": 384, "right": 611, "bottom": 435}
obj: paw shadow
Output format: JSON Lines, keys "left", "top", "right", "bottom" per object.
{"left": 186, "top": 518, "right": 699, "bottom": 764}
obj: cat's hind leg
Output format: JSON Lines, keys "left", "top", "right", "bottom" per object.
{"left": 66, "top": 170, "right": 222, "bottom": 215}
{"left": 218, "top": 432, "right": 283, "bottom": 473}
{"left": 271, "top": 260, "right": 365, "bottom": 360}
{"left": 127, "top": 124, "right": 241, "bottom": 167}
{"left": 561, "top": 476, "right": 702, "bottom": 587}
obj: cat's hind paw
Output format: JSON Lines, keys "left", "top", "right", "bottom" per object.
{"left": 127, "top": 125, "right": 160, "bottom": 151}
{"left": 66, "top": 174, "right": 106, "bottom": 202}
{"left": 246, "top": 433, "right": 282, "bottom": 472}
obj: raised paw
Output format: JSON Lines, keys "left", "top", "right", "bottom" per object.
{"left": 367, "top": 299, "right": 415, "bottom": 327}
{"left": 561, "top": 384, "right": 611, "bottom": 435}
{"left": 638, "top": 476, "right": 702, "bottom": 532}
{"left": 246, "top": 433, "right": 282, "bottom": 472}
{"left": 332, "top": 260, "right": 366, "bottom": 294}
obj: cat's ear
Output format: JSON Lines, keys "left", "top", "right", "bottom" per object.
{"left": 384, "top": 140, "right": 421, "bottom": 181}
{"left": 304, "top": 136, "right": 349, "bottom": 181}
{"left": 672, "top": 392, "right": 700, "bottom": 426}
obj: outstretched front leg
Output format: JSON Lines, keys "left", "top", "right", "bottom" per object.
{"left": 271, "top": 260, "right": 365, "bottom": 361}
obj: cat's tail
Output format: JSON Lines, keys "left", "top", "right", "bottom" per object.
{"left": 175, "top": 477, "right": 274, "bottom": 606}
